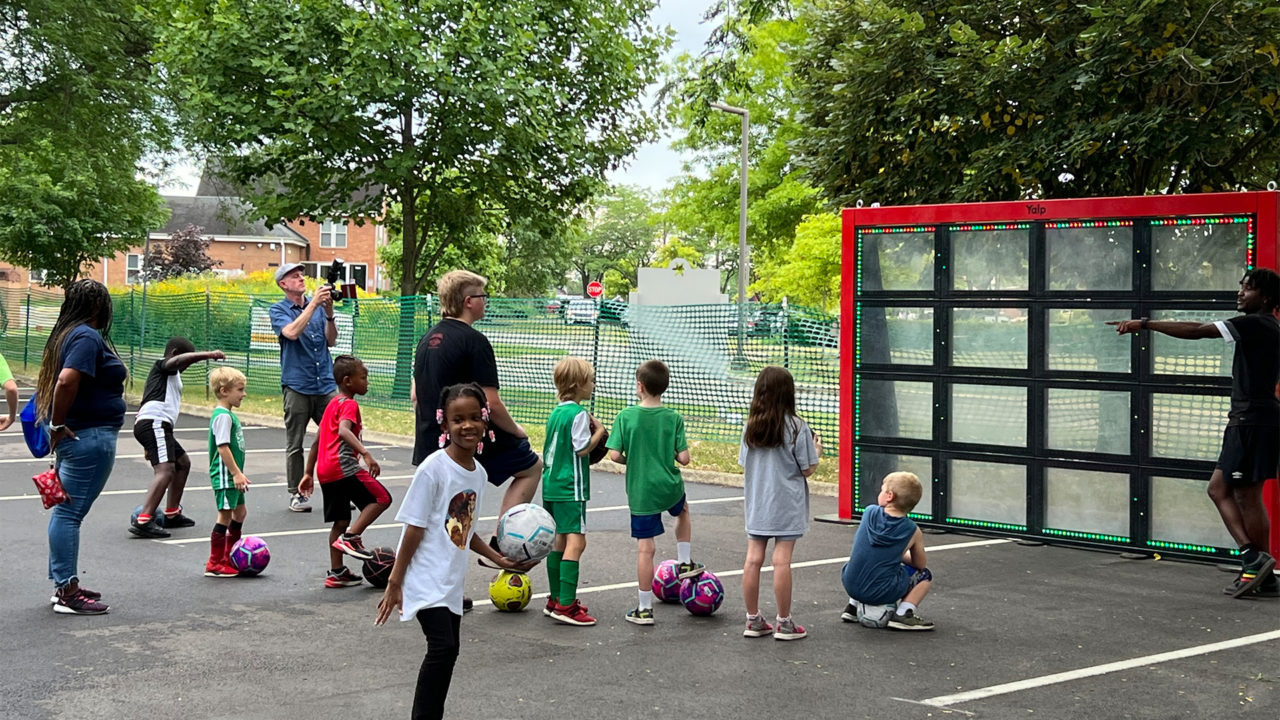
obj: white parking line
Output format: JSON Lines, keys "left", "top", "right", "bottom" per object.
{"left": 911, "top": 629, "right": 1280, "bottom": 708}
{"left": 472, "top": 537, "right": 1012, "bottom": 609}
{"left": 156, "top": 494, "right": 749, "bottom": 545}
{"left": 0, "top": 444, "right": 393, "bottom": 465}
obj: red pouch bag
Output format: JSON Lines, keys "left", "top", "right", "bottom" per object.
{"left": 33, "top": 465, "right": 68, "bottom": 509}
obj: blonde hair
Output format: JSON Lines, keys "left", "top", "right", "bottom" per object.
{"left": 553, "top": 356, "right": 595, "bottom": 401}
{"left": 437, "top": 270, "right": 487, "bottom": 318}
{"left": 209, "top": 366, "right": 247, "bottom": 397}
{"left": 884, "top": 471, "right": 923, "bottom": 513}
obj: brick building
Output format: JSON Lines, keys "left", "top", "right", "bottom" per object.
{"left": 0, "top": 182, "right": 389, "bottom": 293}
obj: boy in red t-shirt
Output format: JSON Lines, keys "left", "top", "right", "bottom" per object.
{"left": 301, "top": 355, "right": 392, "bottom": 588}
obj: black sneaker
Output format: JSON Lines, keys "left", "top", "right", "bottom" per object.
{"left": 462, "top": 595, "right": 474, "bottom": 614}
{"left": 1255, "top": 577, "right": 1280, "bottom": 598}
{"left": 163, "top": 511, "right": 196, "bottom": 528}
{"left": 53, "top": 589, "right": 109, "bottom": 615}
{"left": 1229, "top": 553, "right": 1277, "bottom": 599}
{"left": 129, "top": 517, "right": 171, "bottom": 539}
{"left": 1227, "top": 573, "right": 1280, "bottom": 598}
{"left": 841, "top": 602, "right": 858, "bottom": 623}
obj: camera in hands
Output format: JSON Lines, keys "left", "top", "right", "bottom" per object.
{"left": 324, "top": 258, "right": 358, "bottom": 302}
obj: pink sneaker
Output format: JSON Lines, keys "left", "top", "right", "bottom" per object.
{"left": 743, "top": 614, "right": 773, "bottom": 638}
{"left": 774, "top": 617, "right": 807, "bottom": 641}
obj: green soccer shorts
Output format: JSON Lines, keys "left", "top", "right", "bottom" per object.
{"left": 544, "top": 499, "right": 587, "bottom": 535}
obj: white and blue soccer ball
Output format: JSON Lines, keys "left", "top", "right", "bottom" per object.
{"left": 497, "top": 503, "right": 556, "bottom": 562}
{"left": 854, "top": 600, "right": 897, "bottom": 629}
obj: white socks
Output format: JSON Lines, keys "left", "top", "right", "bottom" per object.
{"left": 638, "top": 590, "right": 654, "bottom": 610}
{"left": 677, "top": 542, "right": 691, "bottom": 564}
{"left": 897, "top": 601, "right": 917, "bottom": 616}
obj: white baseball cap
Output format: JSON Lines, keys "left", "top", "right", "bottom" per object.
{"left": 274, "top": 262, "right": 305, "bottom": 283}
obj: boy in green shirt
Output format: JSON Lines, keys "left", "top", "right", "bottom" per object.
{"left": 541, "top": 357, "right": 607, "bottom": 627}
{"left": 206, "top": 367, "right": 249, "bottom": 578}
{"left": 607, "top": 359, "right": 705, "bottom": 626}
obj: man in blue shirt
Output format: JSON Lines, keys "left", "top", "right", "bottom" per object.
{"left": 270, "top": 263, "right": 338, "bottom": 512}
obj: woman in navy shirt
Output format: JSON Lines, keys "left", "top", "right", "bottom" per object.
{"left": 36, "top": 279, "right": 127, "bottom": 615}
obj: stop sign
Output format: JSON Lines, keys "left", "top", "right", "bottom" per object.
{"left": 586, "top": 281, "right": 604, "bottom": 298}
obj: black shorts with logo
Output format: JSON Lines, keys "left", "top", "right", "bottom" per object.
{"left": 1216, "top": 425, "right": 1280, "bottom": 487}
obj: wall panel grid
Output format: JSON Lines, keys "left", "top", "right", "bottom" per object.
{"left": 851, "top": 214, "right": 1259, "bottom": 561}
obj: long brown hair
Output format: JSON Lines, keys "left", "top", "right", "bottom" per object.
{"left": 36, "top": 279, "right": 117, "bottom": 421}
{"left": 744, "top": 366, "right": 797, "bottom": 448}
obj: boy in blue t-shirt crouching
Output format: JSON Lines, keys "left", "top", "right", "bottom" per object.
{"left": 840, "top": 471, "right": 935, "bottom": 631}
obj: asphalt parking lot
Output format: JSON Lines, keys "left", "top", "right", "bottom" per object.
{"left": 0, "top": 399, "right": 1276, "bottom": 720}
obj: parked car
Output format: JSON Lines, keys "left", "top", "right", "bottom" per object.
{"left": 744, "top": 305, "right": 837, "bottom": 348}
{"left": 598, "top": 298, "right": 628, "bottom": 326}
{"left": 564, "top": 298, "right": 599, "bottom": 325}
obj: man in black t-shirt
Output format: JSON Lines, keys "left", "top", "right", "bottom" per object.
{"left": 1110, "top": 268, "right": 1280, "bottom": 599}
{"left": 412, "top": 270, "right": 543, "bottom": 540}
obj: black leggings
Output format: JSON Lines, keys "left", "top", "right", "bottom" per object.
{"left": 413, "top": 607, "right": 462, "bottom": 720}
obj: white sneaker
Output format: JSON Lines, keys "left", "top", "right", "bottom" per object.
{"left": 289, "top": 493, "right": 312, "bottom": 512}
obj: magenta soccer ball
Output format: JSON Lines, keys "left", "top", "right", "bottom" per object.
{"left": 229, "top": 536, "right": 270, "bottom": 575}
{"left": 651, "top": 559, "right": 683, "bottom": 603}
{"left": 679, "top": 571, "right": 724, "bottom": 616}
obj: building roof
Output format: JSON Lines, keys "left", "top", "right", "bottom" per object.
{"left": 160, "top": 196, "right": 306, "bottom": 242}
{"left": 196, "top": 164, "right": 385, "bottom": 211}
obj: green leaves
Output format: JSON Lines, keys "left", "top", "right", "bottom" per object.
{"left": 156, "top": 0, "right": 665, "bottom": 295}
{"left": 0, "top": 0, "right": 170, "bottom": 289}
{"left": 794, "top": 0, "right": 1280, "bottom": 205}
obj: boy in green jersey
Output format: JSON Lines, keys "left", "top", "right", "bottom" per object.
{"left": 206, "top": 367, "right": 249, "bottom": 578}
{"left": 541, "top": 357, "right": 607, "bottom": 626}
{"left": 607, "top": 359, "right": 704, "bottom": 626}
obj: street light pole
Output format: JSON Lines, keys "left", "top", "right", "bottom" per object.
{"left": 709, "top": 101, "right": 749, "bottom": 364}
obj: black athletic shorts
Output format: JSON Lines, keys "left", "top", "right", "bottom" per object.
{"left": 320, "top": 472, "right": 392, "bottom": 523}
{"left": 133, "top": 419, "right": 187, "bottom": 467}
{"left": 1216, "top": 425, "right": 1279, "bottom": 487}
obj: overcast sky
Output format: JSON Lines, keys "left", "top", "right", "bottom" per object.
{"left": 160, "top": 0, "right": 717, "bottom": 196}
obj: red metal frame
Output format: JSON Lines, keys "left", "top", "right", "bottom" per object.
{"left": 840, "top": 191, "right": 1280, "bottom": 532}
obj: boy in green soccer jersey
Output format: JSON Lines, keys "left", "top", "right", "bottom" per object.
{"left": 205, "top": 367, "right": 249, "bottom": 578}
{"left": 607, "top": 359, "right": 705, "bottom": 626}
{"left": 541, "top": 357, "right": 607, "bottom": 627}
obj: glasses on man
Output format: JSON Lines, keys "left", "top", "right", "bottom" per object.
{"left": 466, "top": 293, "right": 490, "bottom": 300}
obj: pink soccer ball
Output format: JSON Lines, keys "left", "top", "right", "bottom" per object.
{"left": 229, "top": 536, "right": 271, "bottom": 575}
{"left": 652, "top": 559, "right": 683, "bottom": 603}
{"left": 679, "top": 570, "right": 724, "bottom": 616}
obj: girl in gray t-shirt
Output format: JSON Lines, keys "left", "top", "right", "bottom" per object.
{"left": 738, "top": 366, "right": 821, "bottom": 641}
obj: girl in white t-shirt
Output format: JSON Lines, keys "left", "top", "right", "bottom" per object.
{"left": 376, "top": 382, "right": 535, "bottom": 720}
{"left": 738, "top": 366, "right": 821, "bottom": 642}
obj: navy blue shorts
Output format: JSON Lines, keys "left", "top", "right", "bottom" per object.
{"left": 630, "top": 494, "right": 688, "bottom": 539}
{"left": 477, "top": 437, "right": 540, "bottom": 487}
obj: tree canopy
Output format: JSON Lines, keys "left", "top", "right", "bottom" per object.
{"left": 663, "top": 1, "right": 823, "bottom": 296}
{"left": 155, "top": 0, "right": 668, "bottom": 297}
{"left": 794, "top": 0, "right": 1280, "bottom": 207}
{"left": 0, "top": 0, "right": 169, "bottom": 289}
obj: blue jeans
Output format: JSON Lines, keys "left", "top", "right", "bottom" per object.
{"left": 48, "top": 425, "right": 119, "bottom": 587}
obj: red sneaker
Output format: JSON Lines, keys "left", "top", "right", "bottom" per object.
{"left": 204, "top": 561, "right": 238, "bottom": 578}
{"left": 543, "top": 597, "right": 561, "bottom": 617}
{"left": 550, "top": 599, "right": 597, "bottom": 626}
